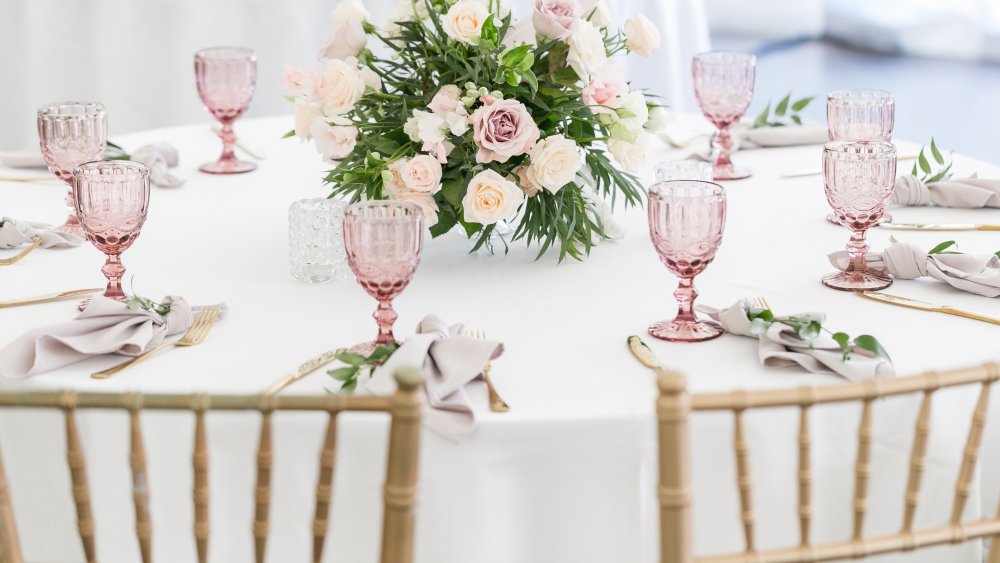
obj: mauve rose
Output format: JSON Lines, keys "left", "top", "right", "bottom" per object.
{"left": 532, "top": 0, "right": 580, "bottom": 40}
{"left": 470, "top": 98, "right": 540, "bottom": 164}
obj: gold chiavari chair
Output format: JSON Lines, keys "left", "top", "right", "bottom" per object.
{"left": 0, "top": 368, "right": 423, "bottom": 563}
{"left": 657, "top": 362, "right": 1000, "bottom": 562}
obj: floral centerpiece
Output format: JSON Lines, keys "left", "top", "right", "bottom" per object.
{"left": 284, "top": 0, "right": 665, "bottom": 259}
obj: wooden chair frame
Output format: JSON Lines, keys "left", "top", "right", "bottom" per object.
{"left": 658, "top": 362, "right": 1000, "bottom": 563}
{"left": 0, "top": 368, "right": 423, "bottom": 563}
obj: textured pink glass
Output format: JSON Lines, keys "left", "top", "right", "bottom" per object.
{"left": 822, "top": 142, "right": 896, "bottom": 291}
{"left": 195, "top": 47, "right": 257, "bottom": 174}
{"left": 37, "top": 102, "right": 108, "bottom": 235}
{"left": 344, "top": 201, "right": 424, "bottom": 355}
{"left": 647, "top": 181, "right": 727, "bottom": 342}
{"left": 73, "top": 161, "right": 150, "bottom": 302}
{"left": 692, "top": 51, "right": 756, "bottom": 181}
{"left": 826, "top": 89, "right": 894, "bottom": 142}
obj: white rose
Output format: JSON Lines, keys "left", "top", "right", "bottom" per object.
{"left": 330, "top": 0, "right": 370, "bottom": 26}
{"left": 318, "top": 18, "right": 367, "bottom": 61}
{"left": 527, "top": 134, "right": 582, "bottom": 193}
{"left": 608, "top": 90, "right": 649, "bottom": 141}
{"left": 397, "top": 191, "right": 440, "bottom": 228}
{"left": 404, "top": 109, "right": 446, "bottom": 144}
{"left": 608, "top": 133, "right": 648, "bottom": 173}
{"left": 645, "top": 106, "right": 673, "bottom": 133}
{"left": 401, "top": 154, "right": 443, "bottom": 193}
{"left": 462, "top": 169, "right": 525, "bottom": 225}
{"left": 318, "top": 58, "right": 367, "bottom": 115}
{"left": 311, "top": 116, "right": 358, "bottom": 161}
{"left": 294, "top": 100, "right": 324, "bottom": 140}
{"left": 565, "top": 20, "right": 607, "bottom": 80}
{"left": 444, "top": 0, "right": 490, "bottom": 44}
{"left": 582, "top": 0, "right": 612, "bottom": 29}
{"left": 624, "top": 15, "right": 661, "bottom": 57}
{"left": 360, "top": 66, "right": 382, "bottom": 91}
{"left": 503, "top": 16, "right": 538, "bottom": 47}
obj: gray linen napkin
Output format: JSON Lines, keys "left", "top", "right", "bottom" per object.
{"left": 1, "top": 143, "right": 184, "bottom": 188}
{"left": 696, "top": 299, "right": 894, "bottom": 381}
{"left": 368, "top": 315, "right": 503, "bottom": 443}
{"left": 664, "top": 123, "right": 828, "bottom": 160}
{"left": 0, "top": 217, "right": 83, "bottom": 249}
{"left": 0, "top": 296, "right": 226, "bottom": 379}
{"left": 829, "top": 241, "right": 1000, "bottom": 297}
{"left": 892, "top": 174, "right": 1000, "bottom": 208}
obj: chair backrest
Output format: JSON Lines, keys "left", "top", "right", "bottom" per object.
{"left": 0, "top": 368, "right": 423, "bottom": 563}
{"left": 657, "top": 362, "right": 1000, "bottom": 563}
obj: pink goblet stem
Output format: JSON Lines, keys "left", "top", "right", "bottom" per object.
{"left": 102, "top": 254, "right": 127, "bottom": 301}
{"left": 374, "top": 300, "right": 399, "bottom": 347}
{"left": 711, "top": 126, "right": 737, "bottom": 178}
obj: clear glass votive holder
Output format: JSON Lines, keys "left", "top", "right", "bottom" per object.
{"left": 289, "top": 198, "right": 349, "bottom": 283}
{"left": 655, "top": 160, "right": 714, "bottom": 182}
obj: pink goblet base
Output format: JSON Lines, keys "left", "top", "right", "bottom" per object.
{"left": 822, "top": 270, "right": 892, "bottom": 291}
{"left": 200, "top": 158, "right": 256, "bottom": 174}
{"left": 712, "top": 162, "right": 751, "bottom": 181}
{"left": 649, "top": 318, "right": 724, "bottom": 343}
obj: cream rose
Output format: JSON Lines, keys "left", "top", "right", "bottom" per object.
{"left": 401, "top": 155, "right": 443, "bottom": 193}
{"left": 317, "top": 18, "right": 367, "bottom": 61}
{"left": 318, "top": 58, "right": 366, "bottom": 115}
{"left": 608, "top": 133, "right": 648, "bottom": 173}
{"left": 462, "top": 169, "right": 525, "bottom": 225}
{"left": 293, "top": 100, "right": 324, "bottom": 140}
{"left": 397, "top": 191, "right": 439, "bottom": 228}
{"left": 532, "top": 0, "right": 580, "bottom": 40}
{"left": 503, "top": 16, "right": 538, "bottom": 47}
{"left": 360, "top": 66, "right": 382, "bottom": 91}
{"left": 624, "top": 15, "right": 661, "bottom": 56}
{"left": 444, "top": 0, "right": 490, "bottom": 44}
{"left": 382, "top": 159, "right": 408, "bottom": 197}
{"left": 310, "top": 117, "right": 358, "bottom": 161}
{"left": 428, "top": 85, "right": 463, "bottom": 114}
{"left": 330, "top": 0, "right": 370, "bottom": 25}
{"left": 581, "top": 0, "right": 611, "bottom": 29}
{"left": 565, "top": 20, "right": 607, "bottom": 80}
{"left": 283, "top": 65, "right": 320, "bottom": 100}
{"left": 514, "top": 165, "right": 542, "bottom": 197}
{"left": 527, "top": 134, "right": 582, "bottom": 193}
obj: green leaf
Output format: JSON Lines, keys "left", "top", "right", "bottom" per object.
{"left": 928, "top": 240, "right": 957, "bottom": 255}
{"left": 441, "top": 178, "right": 465, "bottom": 207}
{"left": 853, "top": 335, "right": 892, "bottom": 362}
{"left": 774, "top": 93, "right": 791, "bottom": 117}
{"left": 504, "top": 70, "right": 520, "bottom": 87}
{"left": 832, "top": 332, "right": 851, "bottom": 360}
{"left": 790, "top": 115, "right": 802, "bottom": 125}
{"left": 521, "top": 69, "right": 539, "bottom": 94}
{"left": 930, "top": 137, "right": 944, "bottom": 165}
{"left": 480, "top": 13, "right": 499, "bottom": 45}
{"left": 791, "top": 96, "right": 815, "bottom": 111}
{"left": 752, "top": 103, "right": 770, "bottom": 128}
{"left": 335, "top": 351, "right": 368, "bottom": 366}
{"left": 918, "top": 150, "right": 932, "bottom": 175}
{"left": 995, "top": 251, "right": 1000, "bottom": 260}
{"left": 368, "top": 343, "right": 399, "bottom": 363}
{"left": 911, "top": 161, "right": 918, "bottom": 177}
{"left": 747, "top": 309, "right": 774, "bottom": 322}
{"left": 282, "top": 130, "right": 297, "bottom": 139}
{"left": 327, "top": 366, "right": 358, "bottom": 382}
{"left": 501, "top": 44, "right": 532, "bottom": 68}
{"left": 339, "top": 378, "right": 358, "bottom": 393}
{"left": 429, "top": 204, "right": 458, "bottom": 237}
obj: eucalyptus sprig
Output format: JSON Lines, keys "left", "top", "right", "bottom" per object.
{"left": 327, "top": 343, "right": 400, "bottom": 393}
{"left": 746, "top": 308, "right": 891, "bottom": 362}
{"left": 927, "top": 240, "right": 1000, "bottom": 260}
{"left": 751, "top": 92, "right": 814, "bottom": 128}
{"left": 911, "top": 138, "right": 954, "bottom": 183}
{"left": 123, "top": 278, "right": 171, "bottom": 316}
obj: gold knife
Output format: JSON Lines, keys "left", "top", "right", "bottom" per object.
{"left": 262, "top": 348, "right": 343, "bottom": 395}
{"left": 879, "top": 222, "right": 1000, "bottom": 231}
{"left": 628, "top": 335, "right": 668, "bottom": 370}
{"left": 0, "top": 288, "right": 103, "bottom": 309}
{"left": 856, "top": 291, "right": 1000, "bottom": 325}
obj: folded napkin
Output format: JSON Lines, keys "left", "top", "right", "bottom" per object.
{"left": 662, "top": 122, "right": 828, "bottom": 160}
{"left": 892, "top": 174, "right": 1000, "bottom": 208}
{"left": 1, "top": 143, "right": 184, "bottom": 188}
{"left": 0, "top": 217, "right": 83, "bottom": 249}
{"left": 696, "top": 299, "right": 895, "bottom": 381}
{"left": 368, "top": 315, "right": 504, "bottom": 443}
{"left": 829, "top": 241, "right": 1000, "bottom": 297}
{"left": 0, "top": 295, "right": 225, "bottom": 379}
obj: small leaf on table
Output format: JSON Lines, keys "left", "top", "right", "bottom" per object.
{"left": 853, "top": 335, "right": 892, "bottom": 362}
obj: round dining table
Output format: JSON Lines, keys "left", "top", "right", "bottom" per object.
{"left": 1, "top": 115, "right": 999, "bottom": 563}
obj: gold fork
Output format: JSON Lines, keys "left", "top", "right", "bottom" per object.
{"left": 0, "top": 238, "right": 42, "bottom": 266}
{"left": 754, "top": 296, "right": 772, "bottom": 312}
{"left": 468, "top": 329, "right": 510, "bottom": 413}
{"left": 92, "top": 306, "right": 222, "bottom": 379}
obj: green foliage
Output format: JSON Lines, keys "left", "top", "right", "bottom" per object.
{"left": 746, "top": 305, "right": 892, "bottom": 362}
{"left": 314, "top": 0, "right": 642, "bottom": 262}
{"left": 327, "top": 343, "right": 400, "bottom": 394}
{"left": 910, "top": 137, "right": 954, "bottom": 183}
{"left": 752, "top": 92, "right": 815, "bottom": 128}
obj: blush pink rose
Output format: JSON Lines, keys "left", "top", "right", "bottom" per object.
{"left": 470, "top": 98, "right": 540, "bottom": 164}
{"left": 582, "top": 66, "right": 628, "bottom": 114}
{"left": 532, "top": 0, "right": 580, "bottom": 40}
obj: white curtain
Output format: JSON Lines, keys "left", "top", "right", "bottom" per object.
{"left": 0, "top": 0, "right": 709, "bottom": 151}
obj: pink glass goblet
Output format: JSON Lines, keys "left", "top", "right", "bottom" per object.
{"left": 343, "top": 201, "right": 424, "bottom": 355}
{"left": 37, "top": 102, "right": 108, "bottom": 235}
{"left": 195, "top": 46, "right": 257, "bottom": 174}
{"left": 692, "top": 51, "right": 756, "bottom": 181}
{"left": 822, "top": 141, "right": 896, "bottom": 291}
{"left": 647, "top": 181, "right": 727, "bottom": 343}
{"left": 826, "top": 89, "right": 894, "bottom": 142}
{"left": 73, "top": 161, "right": 150, "bottom": 303}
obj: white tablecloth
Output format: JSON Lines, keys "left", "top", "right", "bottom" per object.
{"left": 1, "top": 115, "right": 999, "bottom": 563}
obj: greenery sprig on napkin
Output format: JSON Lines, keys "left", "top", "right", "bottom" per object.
{"left": 746, "top": 308, "right": 891, "bottom": 362}
{"left": 927, "top": 240, "right": 1000, "bottom": 260}
{"left": 911, "top": 138, "right": 954, "bottom": 183}
{"left": 752, "top": 92, "right": 815, "bottom": 128}
{"left": 327, "top": 343, "right": 399, "bottom": 393}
